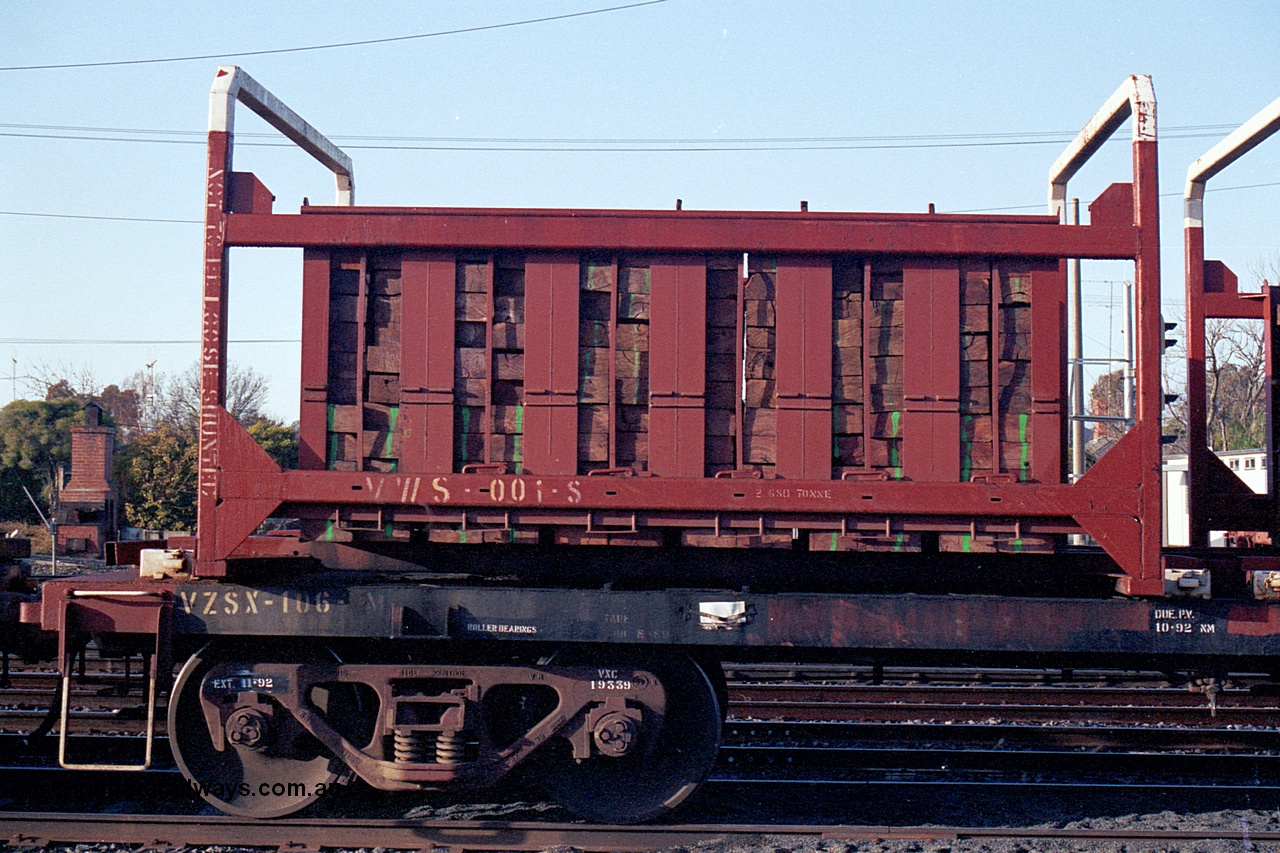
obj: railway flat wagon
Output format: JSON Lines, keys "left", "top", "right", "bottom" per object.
{"left": 12, "top": 69, "right": 1280, "bottom": 823}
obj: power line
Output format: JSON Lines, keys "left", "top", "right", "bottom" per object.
{"left": 0, "top": 210, "right": 200, "bottom": 224}
{"left": 0, "top": 131, "right": 1078, "bottom": 152}
{"left": 0, "top": 120, "right": 1246, "bottom": 144}
{"left": 0, "top": 1, "right": 666, "bottom": 71}
{"left": 948, "top": 180, "right": 1280, "bottom": 214}
{"left": 0, "top": 127, "right": 1244, "bottom": 152}
{"left": 1, "top": 338, "right": 298, "bottom": 345}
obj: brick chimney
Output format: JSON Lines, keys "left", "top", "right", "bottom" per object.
{"left": 56, "top": 401, "right": 119, "bottom": 555}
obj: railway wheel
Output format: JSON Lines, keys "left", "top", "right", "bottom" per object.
{"left": 168, "top": 644, "right": 348, "bottom": 818}
{"left": 538, "top": 650, "right": 721, "bottom": 823}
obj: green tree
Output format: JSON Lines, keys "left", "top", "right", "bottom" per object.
{"left": 245, "top": 418, "right": 299, "bottom": 470}
{"left": 0, "top": 398, "right": 82, "bottom": 510}
{"left": 116, "top": 425, "right": 197, "bottom": 531}
{"left": 0, "top": 468, "right": 42, "bottom": 523}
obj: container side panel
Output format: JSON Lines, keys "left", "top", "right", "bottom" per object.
{"left": 299, "top": 250, "right": 332, "bottom": 470}
{"left": 776, "top": 256, "right": 833, "bottom": 479}
{"left": 903, "top": 261, "right": 961, "bottom": 482}
{"left": 524, "top": 255, "right": 580, "bottom": 474}
{"left": 650, "top": 257, "right": 707, "bottom": 478}
{"left": 1029, "top": 261, "right": 1067, "bottom": 485}
{"left": 401, "top": 252, "right": 456, "bottom": 472}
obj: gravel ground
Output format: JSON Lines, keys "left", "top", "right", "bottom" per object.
{"left": 5, "top": 770, "right": 1280, "bottom": 853}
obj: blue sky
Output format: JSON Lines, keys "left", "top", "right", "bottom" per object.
{"left": 3, "top": 1, "right": 1279, "bottom": 420}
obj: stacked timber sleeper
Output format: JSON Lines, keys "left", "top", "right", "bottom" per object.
{"left": 325, "top": 252, "right": 403, "bottom": 474}
{"left": 742, "top": 260, "right": 777, "bottom": 476}
{"left": 576, "top": 259, "right": 651, "bottom": 474}
{"left": 831, "top": 260, "right": 863, "bottom": 477}
{"left": 311, "top": 251, "right": 1055, "bottom": 553}
{"left": 445, "top": 256, "right": 533, "bottom": 543}
{"left": 686, "top": 259, "right": 790, "bottom": 548}
{"left": 704, "top": 264, "right": 739, "bottom": 475}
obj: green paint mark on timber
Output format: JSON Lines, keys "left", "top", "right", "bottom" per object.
{"left": 890, "top": 410, "right": 902, "bottom": 478}
{"left": 326, "top": 404, "right": 338, "bottom": 470}
{"left": 460, "top": 529, "right": 468, "bottom": 544}
{"left": 830, "top": 533, "right": 839, "bottom": 552}
{"left": 514, "top": 405, "right": 524, "bottom": 434}
{"left": 384, "top": 521, "right": 393, "bottom": 538}
{"left": 383, "top": 405, "right": 399, "bottom": 458}
{"left": 895, "top": 533, "right": 905, "bottom": 551}
{"left": 513, "top": 434, "right": 523, "bottom": 475}
{"left": 960, "top": 415, "right": 973, "bottom": 482}
{"left": 1019, "top": 413, "right": 1029, "bottom": 482}
{"left": 961, "top": 534, "right": 972, "bottom": 553}
{"left": 459, "top": 408, "right": 471, "bottom": 463}
{"left": 324, "top": 520, "right": 335, "bottom": 542}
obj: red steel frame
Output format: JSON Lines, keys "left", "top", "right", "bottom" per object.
{"left": 197, "top": 69, "right": 1167, "bottom": 595}
{"left": 1183, "top": 95, "right": 1280, "bottom": 546}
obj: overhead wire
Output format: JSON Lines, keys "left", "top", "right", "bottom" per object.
{"left": 0, "top": 1, "right": 666, "bottom": 71}
{"left": 0, "top": 123, "right": 1250, "bottom": 152}
{"left": 0, "top": 338, "right": 297, "bottom": 345}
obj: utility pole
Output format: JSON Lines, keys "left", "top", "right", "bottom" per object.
{"left": 1069, "top": 199, "right": 1085, "bottom": 481}
{"left": 1123, "top": 279, "right": 1135, "bottom": 427}
{"left": 21, "top": 485, "right": 56, "bottom": 577}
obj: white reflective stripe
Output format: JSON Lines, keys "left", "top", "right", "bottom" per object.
{"left": 1048, "top": 75, "right": 1156, "bottom": 220}
{"left": 1184, "top": 95, "right": 1280, "bottom": 229}
{"left": 208, "top": 65, "right": 355, "bottom": 206}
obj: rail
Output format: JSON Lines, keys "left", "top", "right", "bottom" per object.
{"left": 1, "top": 813, "right": 1278, "bottom": 852}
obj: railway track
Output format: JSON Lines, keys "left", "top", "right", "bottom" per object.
{"left": 2, "top": 661, "right": 1278, "bottom": 738}
{"left": 3, "top": 659, "right": 1278, "bottom": 816}
{"left": 0, "top": 811, "right": 1278, "bottom": 852}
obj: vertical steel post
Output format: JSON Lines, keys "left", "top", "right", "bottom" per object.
{"left": 1069, "top": 199, "right": 1084, "bottom": 481}
{"left": 1184, "top": 94, "right": 1280, "bottom": 546}
{"left": 198, "top": 66, "right": 355, "bottom": 574}
{"left": 1048, "top": 75, "right": 1162, "bottom": 593}
{"left": 1123, "top": 278, "right": 1134, "bottom": 427}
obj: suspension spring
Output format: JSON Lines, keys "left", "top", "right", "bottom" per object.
{"left": 435, "top": 731, "right": 473, "bottom": 764}
{"left": 393, "top": 730, "right": 436, "bottom": 763}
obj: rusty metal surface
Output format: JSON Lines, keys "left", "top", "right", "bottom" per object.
{"left": 19, "top": 573, "right": 1278, "bottom": 657}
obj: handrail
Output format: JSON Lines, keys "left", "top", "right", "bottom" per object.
{"left": 1185, "top": 95, "right": 1280, "bottom": 228}
{"left": 209, "top": 65, "right": 354, "bottom": 205}
{"left": 1048, "top": 75, "right": 1156, "bottom": 221}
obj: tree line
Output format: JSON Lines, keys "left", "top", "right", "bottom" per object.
{"left": 0, "top": 363, "right": 297, "bottom": 532}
